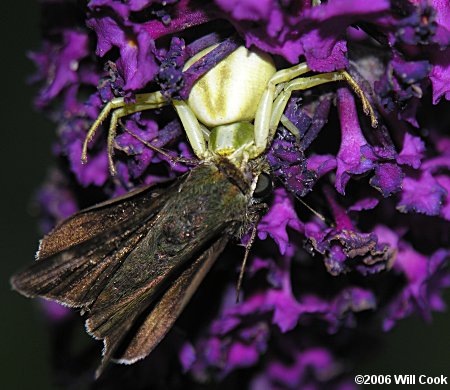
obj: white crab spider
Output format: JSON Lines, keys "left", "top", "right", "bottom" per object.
{"left": 82, "top": 44, "right": 377, "bottom": 174}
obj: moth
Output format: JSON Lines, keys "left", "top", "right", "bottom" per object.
{"left": 11, "top": 156, "right": 270, "bottom": 376}
{"left": 11, "top": 42, "right": 376, "bottom": 376}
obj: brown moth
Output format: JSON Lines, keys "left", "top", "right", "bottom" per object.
{"left": 11, "top": 157, "right": 270, "bottom": 377}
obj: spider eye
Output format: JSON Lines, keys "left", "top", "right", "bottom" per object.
{"left": 254, "top": 172, "right": 273, "bottom": 200}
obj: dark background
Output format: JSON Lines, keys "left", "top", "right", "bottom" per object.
{"left": 1, "top": 2, "right": 449, "bottom": 389}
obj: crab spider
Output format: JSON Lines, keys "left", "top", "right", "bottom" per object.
{"left": 82, "top": 45, "right": 377, "bottom": 174}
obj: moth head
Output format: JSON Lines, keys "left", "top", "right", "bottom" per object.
{"left": 253, "top": 171, "right": 273, "bottom": 201}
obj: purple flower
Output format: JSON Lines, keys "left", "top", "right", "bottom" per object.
{"left": 258, "top": 187, "right": 303, "bottom": 255}
{"left": 30, "top": 30, "right": 90, "bottom": 108}
{"left": 397, "top": 132, "right": 426, "bottom": 168}
{"left": 397, "top": 170, "right": 447, "bottom": 216}
{"left": 335, "top": 88, "right": 376, "bottom": 194}
{"left": 27, "top": 0, "right": 450, "bottom": 388}
{"left": 370, "top": 162, "right": 404, "bottom": 197}
{"left": 252, "top": 347, "right": 357, "bottom": 390}
{"left": 375, "top": 55, "right": 431, "bottom": 127}
{"left": 379, "top": 227, "right": 450, "bottom": 330}
{"left": 86, "top": 16, "right": 158, "bottom": 91}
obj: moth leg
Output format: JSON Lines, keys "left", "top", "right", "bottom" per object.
{"left": 172, "top": 100, "right": 209, "bottom": 159}
{"left": 253, "top": 63, "right": 311, "bottom": 156}
{"left": 235, "top": 202, "right": 268, "bottom": 302}
{"left": 269, "top": 71, "right": 378, "bottom": 142}
{"left": 82, "top": 92, "right": 168, "bottom": 175}
{"left": 235, "top": 222, "right": 258, "bottom": 303}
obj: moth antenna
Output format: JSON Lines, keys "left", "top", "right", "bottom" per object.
{"left": 295, "top": 196, "right": 335, "bottom": 227}
{"left": 297, "top": 197, "right": 326, "bottom": 222}
{"left": 119, "top": 120, "right": 198, "bottom": 166}
{"left": 236, "top": 221, "right": 259, "bottom": 303}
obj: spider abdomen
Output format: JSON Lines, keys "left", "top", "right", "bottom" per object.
{"left": 184, "top": 45, "right": 276, "bottom": 128}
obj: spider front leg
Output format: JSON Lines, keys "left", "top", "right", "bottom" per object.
{"left": 252, "top": 66, "right": 378, "bottom": 157}
{"left": 269, "top": 70, "right": 378, "bottom": 140}
{"left": 253, "top": 63, "right": 311, "bottom": 155}
{"left": 82, "top": 91, "right": 168, "bottom": 175}
{"left": 172, "top": 100, "right": 209, "bottom": 160}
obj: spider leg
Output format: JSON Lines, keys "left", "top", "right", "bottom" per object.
{"left": 252, "top": 66, "right": 378, "bottom": 158}
{"left": 253, "top": 63, "right": 311, "bottom": 155}
{"left": 269, "top": 70, "right": 378, "bottom": 141}
{"left": 82, "top": 92, "right": 168, "bottom": 175}
{"left": 173, "top": 100, "right": 209, "bottom": 159}
{"left": 119, "top": 120, "right": 198, "bottom": 165}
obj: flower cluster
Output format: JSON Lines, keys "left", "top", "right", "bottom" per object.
{"left": 31, "top": 0, "right": 449, "bottom": 388}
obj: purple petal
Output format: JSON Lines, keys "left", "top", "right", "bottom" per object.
{"left": 36, "top": 169, "right": 79, "bottom": 233}
{"left": 300, "top": 33, "right": 348, "bottom": 71}
{"left": 266, "top": 289, "right": 303, "bottom": 332}
{"left": 68, "top": 140, "right": 109, "bottom": 187}
{"left": 430, "top": 0, "right": 450, "bottom": 104}
{"left": 430, "top": 48, "right": 450, "bottom": 104}
{"left": 422, "top": 155, "right": 450, "bottom": 172}
{"left": 375, "top": 55, "right": 430, "bottom": 126}
{"left": 40, "top": 300, "right": 71, "bottom": 322}
{"left": 120, "top": 29, "right": 158, "bottom": 90}
{"left": 142, "top": 1, "right": 213, "bottom": 40}
{"left": 299, "top": 0, "right": 390, "bottom": 71}
{"left": 264, "top": 347, "right": 351, "bottom": 390}
{"left": 369, "top": 163, "right": 404, "bottom": 197}
{"left": 325, "top": 287, "right": 376, "bottom": 332}
{"left": 384, "top": 245, "right": 450, "bottom": 330}
{"left": 214, "top": 0, "right": 274, "bottom": 21}
{"left": 267, "top": 130, "right": 317, "bottom": 198}
{"left": 397, "top": 132, "right": 426, "bottom": 169}
{"left": 335, "top": 88, "right": 375, "bottom": 194}
{"left": 435, "top": 175, "right": 450, "bottom": 220}
{"left": 32, "top": 30, "right": 89, "bottom": 107}
{"left": 179, "top": 342, "right": 196, "bottom": 372}
{"left": 348, "top": 197, "right": 379, "bottom": 212}
{"left": 258, "top": 188, "right": 303, "bottom": 255}
{"left": 306, "top": 154, "right": 337, "bottom": 179}
{"left": 87, "top": 16, "right": 158, "bottom": 91}
{"left": 397, "top": 171, "right": 447, "bottom": 216}
{"left": 226, "top": 342, "right": 260, "bottom": 372}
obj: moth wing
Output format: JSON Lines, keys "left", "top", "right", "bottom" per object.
{"left": 84, "top": 206, "right": 232, "bottom": 372}
{"left": 38, "top": 180, "right": 177, "bottom": 258}
{"left": 93, "top": 237, "right": 228, "bottom": 377}
{"left": 11, "top": 223, "right": 151, "bottom": 308}
{"left": 10, "top": 179, "right": 179, "bottom": 308}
